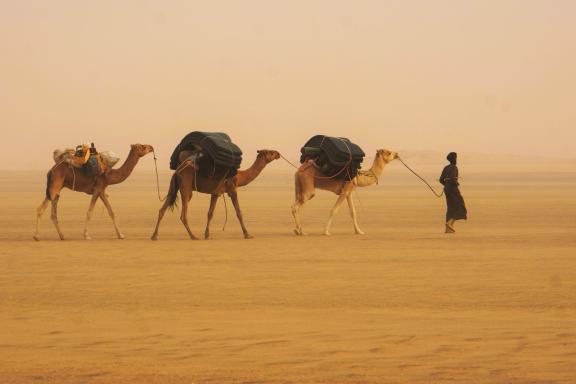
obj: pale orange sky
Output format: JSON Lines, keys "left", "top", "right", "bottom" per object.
{"left": 1, "top": 1, "right": 575, "bottom": 169}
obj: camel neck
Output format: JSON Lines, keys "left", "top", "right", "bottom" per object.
{"left": 107, "top": 149, "right": 139, "bottom": 185}
{"left": 355, "top": 154, "right": 387, "bottom": 187}
{"left": 236, "top": 156, "right": 268, "bottom": 187}
{"left": 368, "top": 155, "right": 387, "bottom": 178}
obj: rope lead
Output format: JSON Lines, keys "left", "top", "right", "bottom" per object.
{"left": 397, "top": 157, "right": 444, "bottom": 198}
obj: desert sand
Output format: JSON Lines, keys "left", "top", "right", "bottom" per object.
{"left": 1, "top": 162, "right": 575, "bottom": 383}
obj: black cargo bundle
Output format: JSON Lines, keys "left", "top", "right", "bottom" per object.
{"left": 170, "top": 132, "right": 243, "bottom": 178}
{"left": 300, "top": 135, "right": 365, "bottom": 180}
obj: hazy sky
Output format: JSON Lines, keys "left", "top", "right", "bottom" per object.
{"left": 1, "top": 0, "right": 575, "bottom": 169}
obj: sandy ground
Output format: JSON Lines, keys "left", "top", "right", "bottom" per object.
{"left": 1, "top": 166, "right": 575, "bottom": 383}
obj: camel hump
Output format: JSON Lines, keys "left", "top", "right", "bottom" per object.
{"left": 53, "top": 148, "right": 74, "bottom": 161}
{"left": 53, "top": 148, "right": 77, "bottom": 166}
{"left": 298, "top": 159, "right": 318, "bottom": 172}
{"left": 178, "top": 149, "right": 203, "bottom": 165}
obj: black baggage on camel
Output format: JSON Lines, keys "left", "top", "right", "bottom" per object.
{"left": 169, "top": 132, "right": 243, "bottom": 178}
{"left": 299, "top": 135, "right": 365, "bottom": 180}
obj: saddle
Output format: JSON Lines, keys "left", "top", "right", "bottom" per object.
{"left": 170, "top": 132, "right": 243, "bottom": 179}
{"left": 53, "top": 143, "right": 119, "bottom": 176}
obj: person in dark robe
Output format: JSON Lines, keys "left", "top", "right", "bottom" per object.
{"left": 439, "top": 152, "right": 467, "bottom": 233}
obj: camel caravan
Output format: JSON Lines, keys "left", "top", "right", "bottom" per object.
{"left": 35, "top": 132, "right": 398, "bottom": 240}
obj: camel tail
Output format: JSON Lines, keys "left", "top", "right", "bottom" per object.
{"left": 45, "top": 171, "right": 52, "bottom": 201}
{"left": 166, "top": 173, "right": 179, "bottom": 211}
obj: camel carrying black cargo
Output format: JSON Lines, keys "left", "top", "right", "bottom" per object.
{"left": 170, "top": 132, "right": 243, "bottom": 179}
{"left": 300, "top": 135, "right": 365, "bottom": 180}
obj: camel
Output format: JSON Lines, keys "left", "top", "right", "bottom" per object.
{"left": 151, "top": 149, "right": 280, "bottom": 240}
{"left": 34, "top": 144, "right": 154, "bottom": 241}
{"left": 292, "top": 149, "right": 398, "bottom": 236}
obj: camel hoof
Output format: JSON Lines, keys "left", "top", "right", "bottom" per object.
{"left": 323, "top": 232, "right": 332, "bottom": 236}
{"left": 84, "top": 236, "right": 92, "bottom": 241}
{"left": 204, "top": 232, "right": 210, "bottom": 240}
{"left": 151, "top": 235, "right": 158, "bottom": 241}
{"left": 244, "top": 234, "right": 254, "bottom": 239}
{"left": 355, "top": 231, "right": 366, "bottom": 235}
{"left": 33, "top": 235, "right": 40, "bottom": 241}
{"left": 118, "top": 234, "right": 125, "bottom": 240}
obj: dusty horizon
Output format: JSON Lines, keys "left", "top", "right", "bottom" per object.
{"left": 1, "top": 1, "right": 576, "bottom": 170}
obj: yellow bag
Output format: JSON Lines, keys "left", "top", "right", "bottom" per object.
{"left": 72, "top": 144, "right": 90, "bottom": 167}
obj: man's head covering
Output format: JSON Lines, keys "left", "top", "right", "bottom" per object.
{"left": 447, "top": 152, "right": 457, "bottom": 164}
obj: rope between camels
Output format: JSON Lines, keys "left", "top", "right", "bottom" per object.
{"left": 397, "top": 156, "right": 444, "bottom": 198}
{"left": 222, "top": 194, "right": 228, "bottom": 232}
{"left": 279, "top": 153, "right": 300, "bottom": 169}
{"left": 152, "top": 150, "right": 166, "bottom": 201}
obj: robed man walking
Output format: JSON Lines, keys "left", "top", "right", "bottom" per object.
{"left": 439, "top": 152, "right": 467, "bottom": 233}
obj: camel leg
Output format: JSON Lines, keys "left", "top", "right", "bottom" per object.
{"left": 45, "top": 168, "right": 66, "bottom": 240}
{"left": 33, "top": 198, "right": 50, "bottom": 241}
{"left": 291, "top": 192, "right": 315, "bottom": 236}
{"left": 100, "top": 193, "right": 125, "bottom": 239}
{"left": 50, "top": 195, "right": 65, "bottom": 240}
{"left": 291, "top": 174, "right": 303, "bottom": 236}
{"left": 292, "top": 171, "right": 316, "bottom": 236}
{"left": 83, "top": 193, "right": 100, "bottom": 240}
{"left": 324, "top": 193, "right": 348, "bottom": 236}
{"left": 347, "top": 195, "right": 365, "bottom": 235}
{"left": 291, "top": 200, "right": 305, "bottom": 236}
{"left": 204, "top": 194, "right": 219, "bottom": 240}
{"left": 151, "top": 199, "right": 171, "bottom": 240}
{"left": 228, "top": 190, "right": 252, "bottom": 239}
{"left": 180, "top": 188, "right": 198, "bottom": 240}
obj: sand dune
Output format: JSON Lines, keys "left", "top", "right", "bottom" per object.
{"left": 1, "top": 167, "right": 575, "bottom": 383}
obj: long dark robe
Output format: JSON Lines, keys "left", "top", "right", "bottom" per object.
{"left": 439, "top": 164, "right": 467, "bottom": 221}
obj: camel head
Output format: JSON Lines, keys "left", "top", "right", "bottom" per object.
{"left": 376, "top": 149, "right": 399, "bottom": 164}
{"left": 130, "top": 144, "right": 155, "bottom": 157}
{"left": 256, "top": 149, "right": 281, "bottom": 163}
